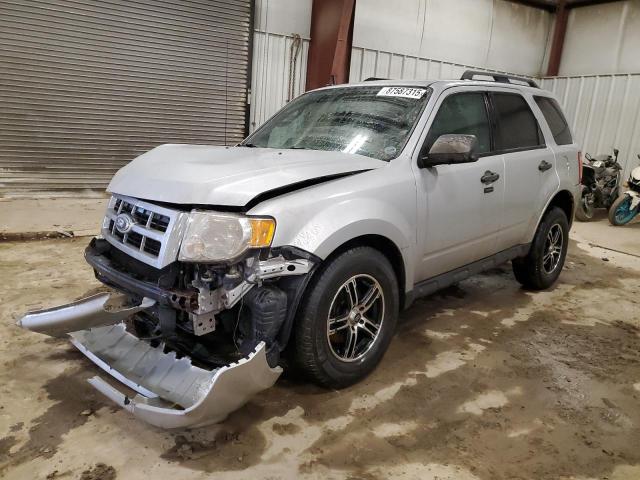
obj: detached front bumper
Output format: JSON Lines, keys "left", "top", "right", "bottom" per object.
{"left": 18, "top": 293, "right": 282, "bottom": 429}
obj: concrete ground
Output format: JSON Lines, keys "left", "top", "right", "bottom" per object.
{"left": 0, "top": 196, "right": 107, "bottom": 239}
{"left": 1, "top": 216, "right": 640, "bottom": 479}
{"left": 571, "top": 209, "right": 640, "bottom": 257}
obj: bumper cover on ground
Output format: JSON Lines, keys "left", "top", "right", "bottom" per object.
{"left": 18, "top": 294, "right": 282, "bottom": 429}
{"left": 17, "top": 293, "right": 155, "bottom": 337}
{"left": 72, "top": 325, "right": 281, "bottom": 429}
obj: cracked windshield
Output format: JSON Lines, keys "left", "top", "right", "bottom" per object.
{"left": 244, "top": 86, "right": 431, "bottom": 161}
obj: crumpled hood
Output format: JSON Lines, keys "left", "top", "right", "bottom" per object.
{"left": 108, "top": 144, "right": 386, "bottom": 207}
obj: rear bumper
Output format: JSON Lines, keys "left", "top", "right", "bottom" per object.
{"left": 18, "top": 293, "right": 282, "bottom": 428}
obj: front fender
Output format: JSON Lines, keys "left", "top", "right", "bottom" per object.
{"left": 625, "top": 190, "right": 640, "bottom": 209}
{"left": 248, "top": 165, "right": 418, "bottom": 292}
{"left": 288, "top": 201, "right": 411, "bottom": 259}
{"left": 285, "top": 198, "right": 414, "bottom": 292}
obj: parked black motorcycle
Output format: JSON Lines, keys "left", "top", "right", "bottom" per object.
{"left": 576, "top": 148, "right": 622, "bottom": 221}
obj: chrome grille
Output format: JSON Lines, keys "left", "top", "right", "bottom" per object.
{"left": 102, "top": 195, "right": 188, "bottom": 269}
{"left": 113, "top": 198, "right": 170, "bottom": 232}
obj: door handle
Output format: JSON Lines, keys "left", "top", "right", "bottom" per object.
{"left": 481, "top": 170, "right": 500, "bottom": 184}
{"left": 539, "top": 160, "right": 553, "bottom": 172}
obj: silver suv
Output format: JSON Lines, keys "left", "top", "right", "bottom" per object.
{"left": 20, "top": 71, "right": 580, "bottom": 428}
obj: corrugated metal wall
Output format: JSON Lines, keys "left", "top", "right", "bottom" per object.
{"left": 0, "top": 0, "right": 251, "bottom": 195}
{"left": 540, "top": 75, "right": 640, "bottom": 179}
{"left": 249, "top": 30, "right": 309, "bottom": 132}
{"left": 350, "top": 47, "right": 533, "bottom": 83}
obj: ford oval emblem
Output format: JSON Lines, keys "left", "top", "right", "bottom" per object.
{"left": 114, "top": 213, "right": 135, "bottom": 234}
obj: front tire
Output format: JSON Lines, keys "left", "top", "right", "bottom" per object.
{"left": 512, "top": 207, "right": 569, "bottom": 290}
{"left": 608, "top": 193, "right": 639, "bottom": 226}
{"left": 293, "top": 246, "right": 399, "bottom": 388}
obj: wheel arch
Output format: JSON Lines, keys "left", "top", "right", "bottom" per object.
{"left": 538, "top": 189, "right": 575, "bottom": 231}
{"left": 321, "top": 234, "right": 407, "bottom": 311}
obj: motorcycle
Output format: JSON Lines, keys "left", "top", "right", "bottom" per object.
{"left": 608, "top": 154, "right": 640, "bottom": 226}
{"left": 576, "top": 148, "right": 622, "bottom": 221}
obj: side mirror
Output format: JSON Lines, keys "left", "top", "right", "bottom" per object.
{"left": 418, "top": 134, "right": 479, "bottom": 168}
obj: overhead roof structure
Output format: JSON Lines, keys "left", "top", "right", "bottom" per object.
{"left": 506, "top": 0, "right": 624, "bottom": 12}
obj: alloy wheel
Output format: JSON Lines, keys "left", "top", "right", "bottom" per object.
{"left": 542, "top": 224, "right": 563, "bottom": 274}
{"left": 326, "top": 274, "right": 385, "bottom": 362}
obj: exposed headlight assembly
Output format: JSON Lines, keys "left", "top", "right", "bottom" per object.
{"left": 178, "top": 211, "right": 275, "bottom": 263}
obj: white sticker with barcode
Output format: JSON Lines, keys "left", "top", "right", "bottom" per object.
{"left": 377, "top": 87, "right": 426, "bottom": 99}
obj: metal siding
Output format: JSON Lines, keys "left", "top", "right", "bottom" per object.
{"left": 249, "top": 30, "right": 309, "bottom": 132}
{"left": 0, "top": 0, "right": 251, "bottom": 195}
{"left": 540, "top": 74, "right": 640, "bottom": 180}
{"left": 349, "top": 47, "right": 535, "bottom": 82}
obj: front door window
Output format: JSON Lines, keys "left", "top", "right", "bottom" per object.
{"left": 424, "top": 92, "right": 491, "bottom": 154}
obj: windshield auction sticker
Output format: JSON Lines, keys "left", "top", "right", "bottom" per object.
{"left": 377, "top": 87, "right": 426, "bottom": 99}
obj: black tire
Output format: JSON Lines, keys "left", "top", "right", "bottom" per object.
{"left": 575, "top": 186, "right": 595, "bottom": 222}
{"left": 292, "top": 246, "right": 399, "bottom": 388}
{"left": 608, "top": 193, "right": 638, "bottom": 226}
{"left": 512, "top": 207, "right": 569, "bottom": 290}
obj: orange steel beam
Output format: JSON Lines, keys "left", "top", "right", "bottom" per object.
{"left": 306, "top": 0, "right": 356, "bottom": 90}
{"left": 547, "top": 0, "right": 568, "bottom": 76}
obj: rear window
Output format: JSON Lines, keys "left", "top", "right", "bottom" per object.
{"left": 492, "top": 93, "right": 543, "bottom": 151}
{"left": 534, "top": 96, "right": 573, "bottom": 145}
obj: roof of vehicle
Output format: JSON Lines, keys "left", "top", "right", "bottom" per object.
{"left": 317, "top": 78, "right": 552, "bottom": 97}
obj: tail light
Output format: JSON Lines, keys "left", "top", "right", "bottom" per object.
{"left": 578, "top": 151, "right": 583, "bottom": 183}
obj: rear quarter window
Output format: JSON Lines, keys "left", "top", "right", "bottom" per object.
{"left": 534, "top": 96, "right": 573, "bottom": 145}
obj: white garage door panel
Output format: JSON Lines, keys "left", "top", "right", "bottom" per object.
{"left": 0, "top": 0, "right": 251, "bottom": 194}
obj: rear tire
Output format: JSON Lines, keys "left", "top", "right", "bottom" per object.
{"left": 512, "top": 207, "right": 569, "bottom": 290}
{"left": 293, "top": 246, "right": 399, "bottom": 389}
{"left": 575, "top": 186, "right": 595, "bottom": 222}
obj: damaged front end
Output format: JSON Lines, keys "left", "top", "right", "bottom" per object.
{"left": 18, "top": 195, "right": 318, "bottom": 428}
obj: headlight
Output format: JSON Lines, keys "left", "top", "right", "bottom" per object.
{"left": 178, "top": 211, "right": 275, "bottom": 262}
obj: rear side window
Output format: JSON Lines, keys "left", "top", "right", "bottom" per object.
{"left": 492, "top": 93, "right": 543, "bottom": 151}
{"left": 425, "top": 92, "right": 491, "bottom": 154}
{"left": 534, "top": 96, "right": 573, "bottom": 145}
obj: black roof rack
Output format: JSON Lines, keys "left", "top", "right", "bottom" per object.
{"left": 460, "top": 70, "right": 539, "bottom": 89}
{"left": 364, "top": 77, "right": 388, "bottom": 81}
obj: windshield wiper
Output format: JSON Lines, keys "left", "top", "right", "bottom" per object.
{"left": 240, "top": 143, "right": 258, "bottom": 148}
